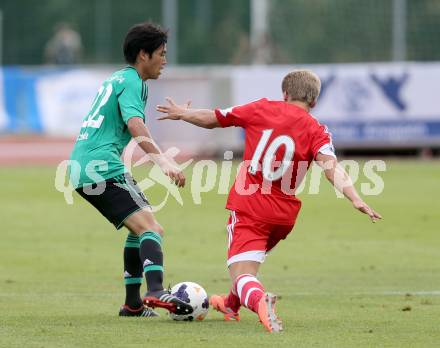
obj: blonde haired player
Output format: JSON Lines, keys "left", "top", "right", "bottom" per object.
{"left": 157, "top": 70, "right": 381, "bottom": 332}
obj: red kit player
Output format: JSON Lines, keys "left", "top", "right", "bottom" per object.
{"left": 157, "top": 70, "right": 382, "bottom": 332}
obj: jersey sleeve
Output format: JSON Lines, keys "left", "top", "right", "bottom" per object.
{"left": 311, "top": 123, "right": 336, "bottom": 158}
{"left": 214, "top": 100, "right": 260, "bottom": 128}
{"left": 118, "top": 78, "right": 145, "bottom": 124}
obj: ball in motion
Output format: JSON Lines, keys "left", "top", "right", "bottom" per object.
{"left": 169, "top": 281, "right": 209, "bottom": 321}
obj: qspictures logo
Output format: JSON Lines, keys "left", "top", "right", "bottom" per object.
{"left": 55, "top": 137, "right": 386, "bottom": 212}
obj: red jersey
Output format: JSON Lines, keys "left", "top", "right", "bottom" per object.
{"left": 215, "top": 98, "right": 334, "bottom": 225}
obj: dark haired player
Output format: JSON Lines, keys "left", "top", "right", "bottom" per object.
{"left": 69, "top": 22, "right": 192, "bottom": 317}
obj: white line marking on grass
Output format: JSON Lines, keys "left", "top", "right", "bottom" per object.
{"left": 287, "top": 291, "right": 440, "bottom": 296}
{"left": 370, "top": 291, "right": 440, "bottom": 296}
{"left": 1, "top": 291, "right": 440, "bottom": 297}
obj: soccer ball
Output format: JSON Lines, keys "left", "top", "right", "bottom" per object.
{"left": 169, "top": 281, "right": 209, "bottom": 321}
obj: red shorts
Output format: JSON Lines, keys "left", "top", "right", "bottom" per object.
{"left": 226, "top": 210, "right": 294, "bottom": 266}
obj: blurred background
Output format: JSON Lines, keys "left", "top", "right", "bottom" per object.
{"left": 0, "top": 0, "right": 440, "bottom": 163}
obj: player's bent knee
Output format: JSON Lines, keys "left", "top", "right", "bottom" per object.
{"left": 152, "top": 223, "right": 164, "bottom": 237}
{"left": 130, "top": 223, "right": 163, "bottom": 237}
{"left": 228, "top": 260, "right": 261, "bottom": 280}
{"left": 123, "top": 209, "right": 164, "bottom": 236}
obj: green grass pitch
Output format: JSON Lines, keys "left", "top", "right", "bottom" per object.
{"left": 0, "top": 160, "right": 439, "bottom": 347}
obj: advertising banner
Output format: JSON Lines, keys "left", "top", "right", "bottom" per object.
{"left": 2, "top": 63, "right": 440, "bottom": 147}
{"left": 231, "top": 63, "right": 440, "bottom": 146}
{"left": 0, "top": 70, "right": 9, "bottom": 131}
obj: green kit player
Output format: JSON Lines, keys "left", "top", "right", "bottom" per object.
{"left": 69, "top": 22, "right": 193, "bottom": 317}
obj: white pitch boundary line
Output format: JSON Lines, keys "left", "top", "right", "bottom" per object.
{"left": 365, "top": 291, "right": 440, "bottom": 296}
{"left": 287, "top": 291, "right": 440, "bottom": 296}
{"left": 1, "top": 291, "right": 440, "bottom": 297}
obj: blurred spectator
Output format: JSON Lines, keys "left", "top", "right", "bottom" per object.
{"left": 44, "top": 23, "right": 83, "bottom": 65}
{"left": 231, "top": 32, "right": 251, "bottom": 64}
{"left": 232, "top": 32, "right": 287, "bottom": 65}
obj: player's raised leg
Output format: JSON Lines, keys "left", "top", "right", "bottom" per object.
{"left": 123, "top": 208, "right": 193, "bottom": 315}
{"left": 227, "top": 212, "right": 282, "bottom": 332}
{"left": 210, "top": 211, "right": 282, "bottom": 332}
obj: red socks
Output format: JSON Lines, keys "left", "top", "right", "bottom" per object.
{"left": 225, "top": 289, "right": 241, "bottom": 313}
{"left": 233, "top": 274, "right": 264, "bottom": 313}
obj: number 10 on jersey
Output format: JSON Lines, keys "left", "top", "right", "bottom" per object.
{"left": 248, "top": 129, "right": 296, "bottom": 182}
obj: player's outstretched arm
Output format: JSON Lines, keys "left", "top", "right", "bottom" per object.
{"left": 315, "top": 153, "right": 382, "bottom": 223}
{"left": 156, "top": 97, "right": 220, "bottom": 129}
{"left": 127, "top": 117, "right": 185, "bottom": 187}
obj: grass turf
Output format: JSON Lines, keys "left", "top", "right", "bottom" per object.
{"left": 0, "top": 160, "right": 439, "bottom": 347}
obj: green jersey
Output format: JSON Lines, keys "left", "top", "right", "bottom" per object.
{"left": 69, "top": 67, "right": 148, "bottom": 188}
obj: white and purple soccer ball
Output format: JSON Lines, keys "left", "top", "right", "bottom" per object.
{"left": 169, "top": 281, "right": 209, "bottom": 321}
